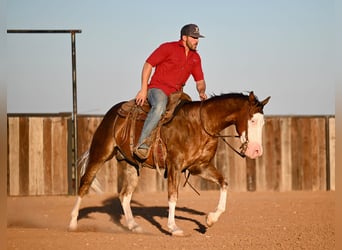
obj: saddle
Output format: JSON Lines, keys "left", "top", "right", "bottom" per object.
{"left": 116, "top": 91, "right": 192, "bottom": 171}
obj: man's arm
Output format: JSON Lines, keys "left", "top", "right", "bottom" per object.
{"left": 196, "top": 79, "right": 207, "bottom": 100}
{"left": 136, "top": 62, "right": 153, "bottom": 106}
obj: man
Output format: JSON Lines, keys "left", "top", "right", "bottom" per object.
{"left": 134, "top": 23, "right": 208, "bottom": 160}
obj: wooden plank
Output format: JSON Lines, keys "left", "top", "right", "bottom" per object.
{"left": 311, "top": 118, "right": 326, "bottom": 191}
{"left": 262, "top": 118, "right": 274, "bottom": 191}
{"left": 43, "top": 118, "right": 53, "bottom": 194}
{"left": 255, "top": 156, "right": 266, "bottom": 191}
{"left": 329, "top": 117, "right": 335, "bottom": 190}
{"left": 28, "top": 117, "right": 44, "bottom": 195}
{"left": 246, "top": 158, "right": 256, "bottom": 191}
{"left": 8, "top": 117, "right": 20, "bottom": 195}
{"left": 235, "top": 157, "right": 246, "bottom": 192}
{"left": 310, "top": 118, "right": 319, "bottom": 190}
{"left": 300, "top": 118, "right": 313, "bottom": 190}
{"left": 19, "top": 117, "right": 29, "bottom": 195}
{"left": 318, "top": 117, "right": 328, "bottom": 190}
{"left": 291, "top": 117, "right": 302, "bottom": 190}
{"left": 280, "top": 117, "right": 292, "bottom": 191}
{"left": 273, "top": 118, "right": 282, "bottom": 191}
{"left": 264, "top": 118, "right": 281, "bottom": 191}
{"left": 51, "top": 117, "right": 68, "bottom": 194}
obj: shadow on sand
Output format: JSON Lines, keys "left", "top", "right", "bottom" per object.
{"left": 78, "top": 196, "right": 207, "bottom": 235}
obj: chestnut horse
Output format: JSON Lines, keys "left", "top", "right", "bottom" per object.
{"left": 69, "top": 91, "right": 270, "bottom": 236}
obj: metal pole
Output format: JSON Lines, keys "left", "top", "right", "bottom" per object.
{"left": 71, "top": 32, "right": 78, "bottom": 195}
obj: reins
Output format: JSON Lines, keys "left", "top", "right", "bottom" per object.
{"left": 199, "top": 101, "right": 247, "bottom": 158}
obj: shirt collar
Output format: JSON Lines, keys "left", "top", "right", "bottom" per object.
{"left": 177, "top": 39, "right": 197, "bottom": 52}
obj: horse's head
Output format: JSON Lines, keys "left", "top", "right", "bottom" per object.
{"left": 236, "top": 92, "right": 271, "bottom": 159}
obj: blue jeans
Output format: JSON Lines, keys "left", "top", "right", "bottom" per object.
{"left": 137, "top": 88, "right": 168, "bottom": 148}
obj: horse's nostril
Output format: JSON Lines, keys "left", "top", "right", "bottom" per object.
{"left": 255, "top": 147, "right": 263, "bottom": 156}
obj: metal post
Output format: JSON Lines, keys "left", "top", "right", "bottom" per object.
{"left": 71, "top": 32, "right": 78, "bottom": 194}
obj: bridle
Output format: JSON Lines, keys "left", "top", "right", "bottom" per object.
{"left": 199, "top": 101, "right": 248, "bottom": 158}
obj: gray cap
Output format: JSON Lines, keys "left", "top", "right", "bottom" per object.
{"left": 180, "top": 24, "right": 205, "bottom": 38}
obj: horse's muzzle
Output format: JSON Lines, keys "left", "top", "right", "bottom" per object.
{"left": 244, "top": 142, "right": 263, "bottom": 159}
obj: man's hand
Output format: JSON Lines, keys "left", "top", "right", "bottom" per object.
{"left": 199, "top": 92, "right": 207, "bottom": 101}
{"left": 135, "top": 89, "right": 147, "bottom": 106}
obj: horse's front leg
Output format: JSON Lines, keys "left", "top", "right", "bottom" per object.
{"left": 206, "top": 185, "right": 228, "bottom": 227}
{"left": 167, "top": 167, "right": 184, "bottom": 236}
{"left": 190, "top": 163, "right": 228, "bottom": 227}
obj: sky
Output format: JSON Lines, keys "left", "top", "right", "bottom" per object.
{"left": 6, "top": 0, "right": 336, "bottom": 115}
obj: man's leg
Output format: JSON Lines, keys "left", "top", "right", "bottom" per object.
{"left": 134, "top": 88, "right": 168, "bottom": 159}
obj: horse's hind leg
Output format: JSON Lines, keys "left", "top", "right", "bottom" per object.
{"left": 68, "top": 155, "right": 111, "bottom": 231}
{"left": 68, "top": 123, "right": 116, "bottom": 231}
{"left": 68, "top": 158, "right": 107, "bottom": 231}
{"left": 119, "top": 163, "right": 142, "bottom": 232}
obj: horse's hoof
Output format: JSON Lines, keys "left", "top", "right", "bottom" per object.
{"left": 171, "top": 229, "right": 185, "bottom": 237}
{"left": 68, "top": 222, "right": 77, "bottom": 232}
{"left": 131, "top": 224, "right": 144, "bottom": 233}
{"left": 206, "top": 213, "right": 216, "bottom": 227}
{"left": 168, "top": 226, "right": 185, "bottom": 236}
{"left": 68, "top": 224, "right": 77, "bottom": 232}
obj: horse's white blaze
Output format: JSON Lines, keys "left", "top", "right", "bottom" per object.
{"left": 245, "top": 113, "right": 265, "bottom": 159}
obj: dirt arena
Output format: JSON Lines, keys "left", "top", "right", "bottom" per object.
{"left": 7, "top": 190, "right": 334, "bottom": 249}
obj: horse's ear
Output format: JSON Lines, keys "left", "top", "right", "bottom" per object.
{"left": 261, "top": 96, "right": 271, "bottom": 107}
{"left": 248, "top": 91, "right": 256, "bottom": 102}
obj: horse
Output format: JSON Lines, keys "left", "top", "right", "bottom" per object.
{"left": 68, "top": 91, "right": 270, "bottom": 236}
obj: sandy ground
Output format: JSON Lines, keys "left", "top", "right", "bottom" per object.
{"left": 7, "top": 191, "right": 334, "bottom": 249}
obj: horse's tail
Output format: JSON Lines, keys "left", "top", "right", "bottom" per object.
{"left": 78, "top": 150, "right": 103, "bottom": 194}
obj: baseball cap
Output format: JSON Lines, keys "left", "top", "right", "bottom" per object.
{"left": 180, "top": 24, "right": 205, "bottom": 38}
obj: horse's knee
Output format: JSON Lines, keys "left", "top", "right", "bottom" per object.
{"left": 221, "top": 180, "right": 228, "bottom": 189}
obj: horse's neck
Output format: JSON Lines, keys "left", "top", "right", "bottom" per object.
{"left": 201, "top": 99, "right": 246, "bottom": 134}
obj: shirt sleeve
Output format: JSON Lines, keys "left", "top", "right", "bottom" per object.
{"left": 191, "top": 54, "right": 204, "bottom": 81}
{"left": 146, "top": 43, "right": 170, "bottom": 67}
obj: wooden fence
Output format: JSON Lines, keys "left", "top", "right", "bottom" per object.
{"left": 7, "top": 114, "right": 335, "bottom": 196}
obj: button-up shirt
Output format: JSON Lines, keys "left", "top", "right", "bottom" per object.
{"left": 146, "top": 40, "right": 204, "bottom": 96}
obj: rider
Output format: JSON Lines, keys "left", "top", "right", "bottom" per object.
{"left": 134, "top": 23, "right": 208, "bottom": 160}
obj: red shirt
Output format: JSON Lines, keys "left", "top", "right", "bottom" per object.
{"left": 146, "top": 40, "right": 204, "bottom": 96}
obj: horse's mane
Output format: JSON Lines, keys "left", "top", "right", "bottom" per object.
{"left": 208, "top": 92, "right": 252, "bottom": 101}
